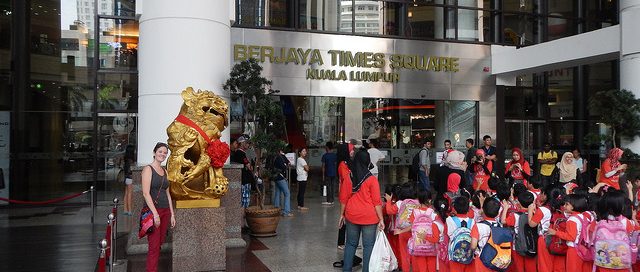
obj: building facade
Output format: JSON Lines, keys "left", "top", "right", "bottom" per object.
{"left": 0, "top": 0, "right": 627, "bottom": 201}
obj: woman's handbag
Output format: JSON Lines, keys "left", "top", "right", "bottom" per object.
{"left": 138, "top": 166, "right": 165, "bottom": 239}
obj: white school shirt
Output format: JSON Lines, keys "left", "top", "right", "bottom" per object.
{"left": 445, "top": 216, "right": 475, "bottom": 238}
{"left": 566, "top": 213, "right": 586, "bottom": 247}
{"left": 536, "top": 206, "right": 552, "bottom": 235}
{"left": 475, "top": 219, "right": 499, "bottom": 256}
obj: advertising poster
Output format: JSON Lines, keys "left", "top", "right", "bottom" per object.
{"left": 0, "top": 112, "right": 9, "bottom": 204}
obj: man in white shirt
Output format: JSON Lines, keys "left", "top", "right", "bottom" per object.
{"left": 367, "top": 139, "right": 386, "bottom": 178}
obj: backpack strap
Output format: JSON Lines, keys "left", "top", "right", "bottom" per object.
{"left": 452, "top": 216, "right": 461, "bottom": 228}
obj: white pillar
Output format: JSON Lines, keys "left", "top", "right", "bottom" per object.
{"left": 137, "top": 0, "right": 231, "bottom": 164}
{"left": 620, "top": 1, "right": 640, "bottom": 154}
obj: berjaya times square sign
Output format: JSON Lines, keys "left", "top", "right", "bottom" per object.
{"left": 233, "top": 44, "right": 460, "bottom": 83}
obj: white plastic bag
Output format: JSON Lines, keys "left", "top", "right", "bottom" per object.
{"left": 369, "top": 230, "right": 398, "bottom": 272}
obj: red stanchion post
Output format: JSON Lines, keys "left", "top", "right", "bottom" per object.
{"left": 97, "top": 239, "right": 108, "bottom": 272}
{"left": 105, "top": 213, "right": 114, "bottom": 262}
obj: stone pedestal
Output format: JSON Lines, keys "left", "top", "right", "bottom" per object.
{"left": 221, "top": 163, "right": 246, "bottom": 248}
{"left": 172, "top": 207, "right": 226, "bottom": 272}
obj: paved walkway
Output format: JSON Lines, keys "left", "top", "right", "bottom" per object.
{"left": 252, "top": 189, "right": 363, "bottom": 272}
{"left": 0, "top": 184, "right": 367, "bottom": 271}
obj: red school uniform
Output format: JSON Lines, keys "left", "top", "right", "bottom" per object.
{"left": 408, "top": 206, "right": 441, "bottom": 272}
{"left": 554, "top": 212, "right": 591, "bottom": 272}
{"left": 385, "top": 200, "right": 403, "bottom": 269}
{"left": 531, "top": 206, "right": 566, "bottom": 272}
{"left": 504, "top": 211, "right": 537, "bottom": 272}
{"left": 382, "top": 201, "right": 400, "bottom": 266}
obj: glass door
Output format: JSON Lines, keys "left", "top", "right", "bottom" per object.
{"left": 97, "top": 113, "right": 137, "bottom": 201}
{"left": 505, "top": 119, "right": 545, "bottom": 169}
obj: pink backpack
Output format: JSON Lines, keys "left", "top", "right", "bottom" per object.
{"left": 437, "top": 220, "right": 449, "bottom": 263}
{"left": 593, "top": 217, "right": 633, "bottom": 269}
{"left": 408, "top": 209, "right": 437, "bottom": 256}
{"left": 575, "top": 214, "right": 594, "bottom": 261}
{"left": 396, "top": 199, "right": 420, "bottom": 230}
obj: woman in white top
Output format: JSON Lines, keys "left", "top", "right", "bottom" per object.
{"left": 572, "top": 147, "right": 588, "bottom": 187}
{"left": 296, "top": 148, "right": 309, "bottom": 210}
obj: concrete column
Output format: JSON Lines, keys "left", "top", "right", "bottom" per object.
{"left": 344, "top": 98, "right": 363, "bottom": 142}
{"left": 137, "top": 0, "right": 231, "bottom": 164}
{"left": 620, "top": 0, "right": 640, "bottom": 153}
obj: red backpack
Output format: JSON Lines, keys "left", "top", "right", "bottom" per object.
{"left": 545, "top": 211, "right": 568, "bottom": 255}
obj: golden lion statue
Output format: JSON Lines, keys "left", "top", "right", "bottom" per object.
{"left": 166, "top": 87, "right": 230, "bottom": 200}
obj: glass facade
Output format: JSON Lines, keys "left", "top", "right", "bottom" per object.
{"left": 229, "top": 96, "right": 477, "bottom": 184}
{"left": 2, "top": 0, "right": 137, "bottom": 201}
{"left": 235, "top": 0, "right": 618, "bottom": 44}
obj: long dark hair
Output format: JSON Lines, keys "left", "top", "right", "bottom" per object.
{"left": 336, "top": 143, "right": 351, "bottom": 165}
{"left": 125, "top": 144, "right": 135, "bottom": 160}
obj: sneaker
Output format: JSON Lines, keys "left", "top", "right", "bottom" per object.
{"left": 321, "top": 202, "right": 331, "bottom": 205}
{"left": 282, "top": 213, "right": 294, "bottom": 217}
{"left": 298, "top": 206, "right": 309, "bottom": 210}
{"left": 337, "top": 245, "right": 345, "bottom": 250}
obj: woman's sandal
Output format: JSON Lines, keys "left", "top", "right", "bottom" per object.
{"left": 332, "top": 261, "right": 343, "bottom": 268}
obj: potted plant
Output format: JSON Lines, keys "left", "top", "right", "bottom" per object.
{"left": 223, "top": 58, "right": 286, "bottom": 237}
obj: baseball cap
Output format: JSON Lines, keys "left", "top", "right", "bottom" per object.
{"left": 237, "top": 135, "right": 249, "bottom": 143}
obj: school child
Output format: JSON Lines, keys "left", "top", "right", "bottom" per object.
{"left": 547, "top": 194, "right": 590, "bottom": 272}
{"left": 390, "top": 184, "right": 418, "bottom": 272}
{"left": 433, "top": 197, "right": 450, "bottom": 272}
{"left": 527, "top": 178, "right": 543, "bottom": 203}
{"left": 396, "top": 190, "right": 440, "bottom": 272}
{"left": 502, "top": 191, "right": 537, "bottom": 272}
{"left": 471, "top": 190, "right": 487, "bottom": 223}
{"left": 535, "top": 187, "right": 568, "bottom": 272}
{"left": 382, "top": 185, "right": 400, "bottom": 264}
{"left": 471, "top": 197, "right": 509, "bottom": 272}
{"left": 445, "top": 196, "right": 475, "bottom": 272}
{"left": 593, "top": 190, "right": 635, "bottom": 272}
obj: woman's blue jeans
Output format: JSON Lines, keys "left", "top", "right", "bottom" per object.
{"left": 343, "top": 220, "right": 377, "bottom": 272}
{"left": 272, "top": 178, "right": 291, "bottom": 214}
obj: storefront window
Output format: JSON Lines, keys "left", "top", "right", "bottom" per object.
{"left": 407, "top": 4, "right": 441, "bottom": 39}
{"left": 236, "top": 0, "right": 294, "bottom": 28}
{"left": 299, "top": 0, "right": 342, "bottom": 32}
{"left": 5, "top": 0, "right": 138, "bottom": 201}
{"left": 97, "top": 19, "right": 138, "bottom": 70}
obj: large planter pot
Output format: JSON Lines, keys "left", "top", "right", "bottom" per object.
{"left": 245, "top": 205, "right": 281, "bottom": 237}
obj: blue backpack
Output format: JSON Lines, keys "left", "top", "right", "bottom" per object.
{"left": 479, "top": 221, "right": 514, "bottom": 272}
{"left": 447, "top": 217, "right": 474, "bottom": 264}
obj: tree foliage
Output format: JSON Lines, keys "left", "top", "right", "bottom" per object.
{"left": 223, "top": 58, "right": 286, "bottom": 151}
{"left": 588, "top": 89, "right": 640, "bottom": 148}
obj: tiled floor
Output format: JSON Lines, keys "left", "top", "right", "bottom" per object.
{"left": 0, "top": 185, "right": 363, "bottom": 272}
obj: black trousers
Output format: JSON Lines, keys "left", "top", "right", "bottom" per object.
{"left": 297, "top": 181, "right": 307, "bottom": 207}
{"left": 338, "top": 224, "right": 346, "bottom": 246}
{"left": 325, "top": 176, "right": 337, "bottom": 203}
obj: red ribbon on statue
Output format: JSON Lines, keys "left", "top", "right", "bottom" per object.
{"left": 175, "top": 114, "right": 230, "bottom": 167}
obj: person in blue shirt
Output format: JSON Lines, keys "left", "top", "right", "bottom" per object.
{"left": 321, "top": 141, "right": 338, "bottom": 205}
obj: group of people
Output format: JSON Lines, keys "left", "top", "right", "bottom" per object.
{"left": 413, "top": 135, "right": 591, "bottom": 198}
{"left": 355, "top": 137, "right": 636, "bottom": 272}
